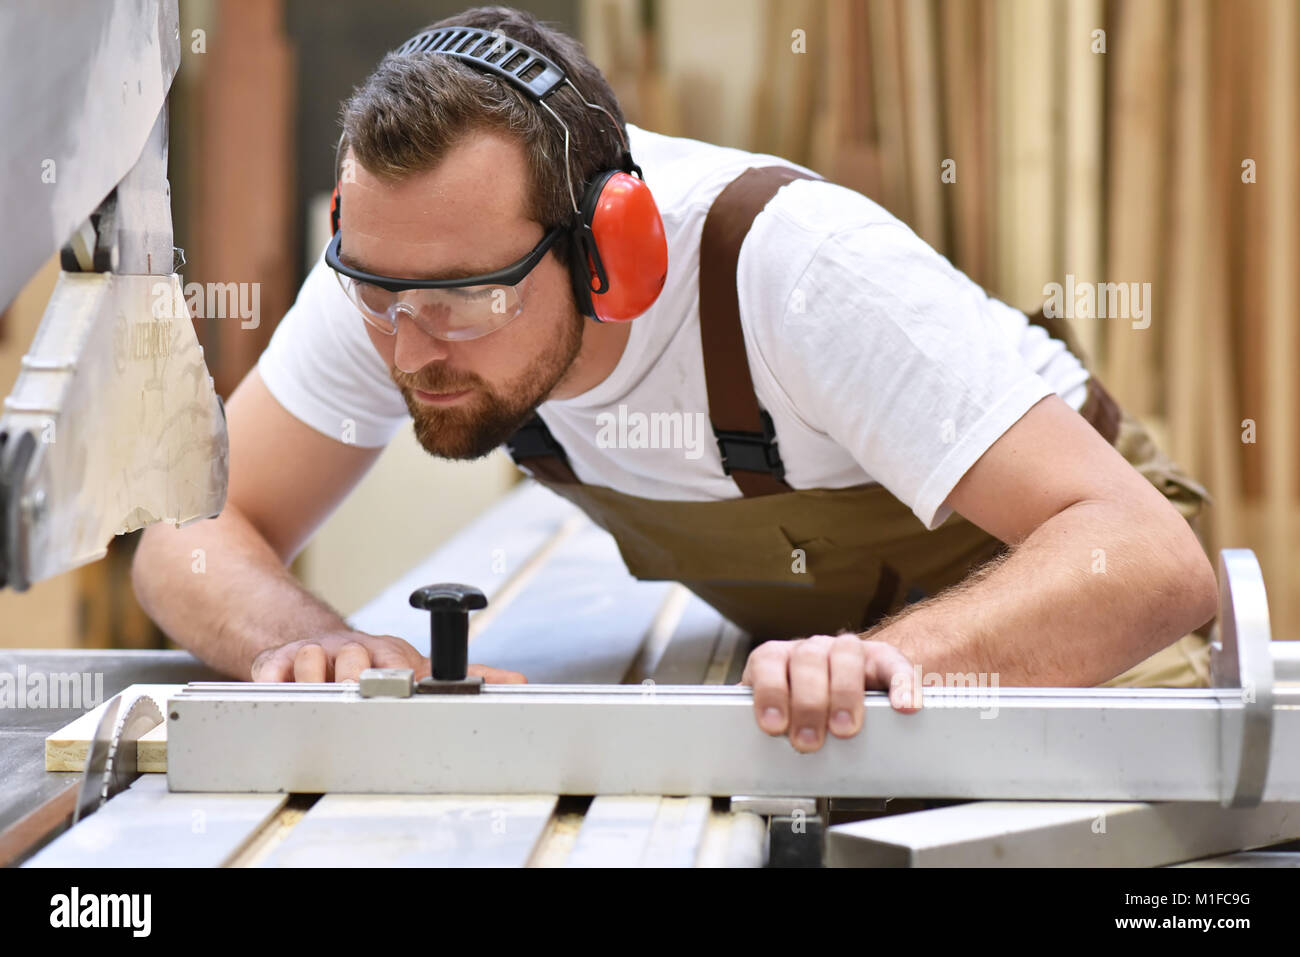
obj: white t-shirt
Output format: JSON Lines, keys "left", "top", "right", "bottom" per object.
{"left": 259, "top": 124, "right": 1089, "bottom": 531}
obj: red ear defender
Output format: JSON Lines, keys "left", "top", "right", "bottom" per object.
{"left": 574, "top": 171, "right": 668, "bottom": 322}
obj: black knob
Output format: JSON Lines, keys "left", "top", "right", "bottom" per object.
{"left": 409, "top": 584, "right": 487, "bottom": 681}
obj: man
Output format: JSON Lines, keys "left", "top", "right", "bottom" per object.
{"left": 132, "top": 6, "right": 1218, "bottom": 754}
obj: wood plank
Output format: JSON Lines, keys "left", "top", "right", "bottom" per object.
{"left": 866, "top": 0, "right": 911, "bottom": 221}
{"left": 193, "top": 0, "right": 294, "bottom": 395}
{"left": 1263, "top": 0, "right": 1298, "bottom": 637}
{"left": 993, "top": 0, "right": 1060, "bottom": 311}
{"left": 899, "top": 0, "right": 946, "bottom": 252}
{"left": 826, "top": 799, "right": 1300, "bottom": 867}
{"left": 821, "top": 0, "right": 882, "bottom": 200}
{"left": 1105, "top": 0, "right": 1170, "bottom": 416}
{"left": 565, "top": 796, "right": 661, "bottom": 867}
{"left": 566, "top": 795, "right": 712, "bottom": 867}
{"left": 938, "top": 0, "right": 994, "bottom": 289}
{"left": 695, "top": 810, "right": 767, "bottom": 867}
{"left": 1165, "top": 0, "right": 1210, "bottom": 499}
{"left": 44, "top": 683, "right": 182, "bottom": 771}
{"left": 1059, "top": 0, "right": 1105, "bottom": 368}
{"left": 0, "top": 781, "right": 78, "bottom": 868}
{"left": 1229, "top": 0, "right": 1270, "bottom": 503}
{"left": 1201, "top": 0, "right": 1247, "bottom": 557}
{"left": 259, "top": 794, "right": 558, "bottom": 868}
{"left": 23, "top": 775, "right": 287, "bottom": 868}
{"left": 641, "top": 796, "right": 712, "bottom": 867}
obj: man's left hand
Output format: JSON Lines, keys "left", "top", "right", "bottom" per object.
{"left": 740, "top": 634, "right": 921, "bottom": 753}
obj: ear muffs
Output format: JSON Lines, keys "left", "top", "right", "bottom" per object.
{"left": 570, "top": 169, "right": 667, "bottom": 322}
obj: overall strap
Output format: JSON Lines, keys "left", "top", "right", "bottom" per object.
{"left": 505, "top": 413, "right": 580, "bottom": 484}
{"left": 699, "top": 166, "right": 819, "bottom": 497}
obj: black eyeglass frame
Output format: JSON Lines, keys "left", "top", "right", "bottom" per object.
{"left": 325, "top": 225, "right": 565, "bottom": 293}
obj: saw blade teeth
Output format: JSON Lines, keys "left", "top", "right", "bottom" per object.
{"left": 100, "top": 695, "right": 164, "bottom": 804}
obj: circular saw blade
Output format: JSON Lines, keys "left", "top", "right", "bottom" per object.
{"left": 100, "top": 695, "right": 164, "bottom": 805}
{"left": 73, "top": 694, "right": 122, "bottom": 824}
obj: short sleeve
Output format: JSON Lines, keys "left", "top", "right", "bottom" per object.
{"left": 763, "top": 220, "right": 1054, "bottom": 530}
{"left": 257, "top": 247, "right": 410, "bottom": 448}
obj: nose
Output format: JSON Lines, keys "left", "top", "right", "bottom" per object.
{"left": 392, "top": 309, "right": 451, "bottom": 374}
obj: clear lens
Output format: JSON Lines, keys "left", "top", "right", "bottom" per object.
{"left": 335, "top": 273, "right": 529, "bottom": 341}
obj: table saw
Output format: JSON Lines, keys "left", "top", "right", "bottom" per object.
{"left": 2, "top": 0, "right": 1297, "bottom": 870}
{"left": 4, "top": 482, "right": 1300, "bottom": 868}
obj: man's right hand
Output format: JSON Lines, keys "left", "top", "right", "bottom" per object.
{"left": 249, "top": 631, "right": 527, "bottom": 684}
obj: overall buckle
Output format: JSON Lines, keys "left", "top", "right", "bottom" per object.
{"left": 715, "top": 410, "right": 785, "bottom": 480}
{"left": 506, "top": 414, "right": 569, "bottom": 464}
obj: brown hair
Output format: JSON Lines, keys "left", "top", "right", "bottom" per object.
{"left": 340, "top": 6, "right": 626, "bottom": 267}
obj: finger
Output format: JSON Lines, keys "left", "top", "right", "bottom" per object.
{"left": 251, "top": 648, "right": 292, "bottom": 682}
{"left": 334, "top": 642, "right": 372, "bottom": 683}
{"left": 827, "top": 634, "right": 867, "bottom": 737}
{"left": 863, "top": 642, "right": 922, "bottom": 713}
{"left": 367, "top": 636, "right": 426, "bottom": 672}
{"left": 742, "top": 643, "right": 791, "bottom": 736}
{"left": 787, "top": 636, "right": 833, "bottom": 752}
{"left": 293, "top": 643, "right": 329, "bottom": 683}
{"left": 468, "top": 664, "right": 528, "bottom": 684}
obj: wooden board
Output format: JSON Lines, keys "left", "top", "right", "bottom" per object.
{"left": 899, "top": 0, "right": 946, "bottom": 253}
{"left": 1105, "top": 0, "right": 1171, "bottom": 417}
{"left": 938, "top": 0, "right": 994, "bottom": 289}
{"left": 826, "top": 799, "right": 1300, "bottom": 867}
{"left": 1262, "top": 0, "right": 1298, "bottom": 634}
{"left": 566, "top": 795, "right": 713, "bottom": 868}
{"left": 44, "top": 683, "right": 181, "bottom": 772}
{"left": 258, "top": 794, "right": 559, "bottom": 868}
{"left": 993, "top": 0, "right": 1060, "bottom": 311}
{"left": 1059, "top": 0, "right": 1105, "bottom": 367}
{"left": 694, "top": 809, "right": 767, "bottom": 868}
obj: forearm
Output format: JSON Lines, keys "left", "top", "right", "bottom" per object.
{"left": 131, "top": 504, "right": 351, "bottom": 679}
{"left": 862, "top": 500, "right": 1219, "bottom": 685}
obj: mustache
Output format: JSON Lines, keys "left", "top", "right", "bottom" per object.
{"left": 391, "top": 366, "right": 483, "bottom": 394}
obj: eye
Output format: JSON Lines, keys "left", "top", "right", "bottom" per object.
{"left": 354, "top": 281, "right": 393, "bottom": 312}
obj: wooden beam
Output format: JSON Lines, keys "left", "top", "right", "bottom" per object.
{"left": 1263, "top": 0, "right": 1298, "bottom": 634}
{"left": 1105, "top": 0, "right": 1171, "bottom": 417}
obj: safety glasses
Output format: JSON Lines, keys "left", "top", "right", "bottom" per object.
{"left": 324, "top": 226, "right": 564, "bottom": 341}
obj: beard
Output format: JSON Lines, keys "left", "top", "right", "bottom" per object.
{"left": 391, "top": 314, "right": 584, "bottom": 460}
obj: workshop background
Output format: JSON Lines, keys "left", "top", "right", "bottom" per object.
{"left": 1, "top": 0, "right": 1296, "bottom": 653}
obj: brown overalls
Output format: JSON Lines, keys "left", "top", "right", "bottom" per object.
{"left": 507, "top": 167, "right": 1215, "bottom": 688}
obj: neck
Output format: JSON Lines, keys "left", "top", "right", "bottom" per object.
{"left": 547, "top": 315, "right": 632, "bottom": 400}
